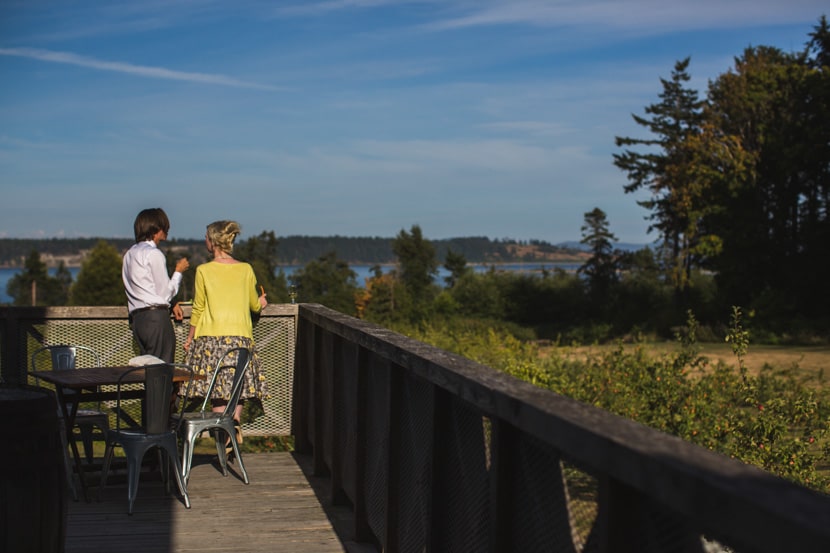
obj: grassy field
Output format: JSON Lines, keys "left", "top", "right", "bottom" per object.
{"left": 553, "top": 342, "right": 830, "bottom": 384}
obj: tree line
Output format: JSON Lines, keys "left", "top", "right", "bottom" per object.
{"left": 613, "top": 16, "right": 830, "bottom": 335}
{"left": 0, "top": 235, "right": 584, "bottom": 268}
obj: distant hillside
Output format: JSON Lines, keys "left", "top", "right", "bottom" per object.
{"left": 0, "top": 236, "right": 589, "bottom": 268}
{"left": 276, "top": 236, "right": 590, "bottom": 265}
{"left": 556, "top": 240, "right": 651, "bottom": 252}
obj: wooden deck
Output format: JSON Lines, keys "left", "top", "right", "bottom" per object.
{"left": 66, "top": 452, "right": 378, "bottom": 553}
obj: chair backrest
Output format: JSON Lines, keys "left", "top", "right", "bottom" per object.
{"left": 114, "top": 364, "right": 192, "bottom": 435}
{"left": 143, "top": 364, "right": 174, "bottom": 434}
{"left": 31, "top": 345, "right": 101, "bottom": 372}
{"left": 199, "top": 347, "right": 251, "bottom": 418}
{"left": 31, "top": 345, "right": 102, "bottom": 400}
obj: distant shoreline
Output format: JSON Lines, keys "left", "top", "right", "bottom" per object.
{"left": 0, "top": 259, "right": 589, "bottom": 271}
{"left": 0, "top": 236, "right": 597, "bottom": 269}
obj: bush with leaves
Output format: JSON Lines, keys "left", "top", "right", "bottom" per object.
{"left": 393, "top": 308, "right": 830, "bottom": 493}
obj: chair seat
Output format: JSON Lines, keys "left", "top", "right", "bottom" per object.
{"left": 177, "top": 411, "right": 225, "bottom": 424}
{"left": 109, "top": 428, "right": 175, "bottom": 440}
{"left": 77, "top": 409, "right": 108, "bottom": 418}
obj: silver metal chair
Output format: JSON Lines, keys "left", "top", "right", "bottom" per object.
{"left": 176, "top": 347, "right": 251, "bottom": 485}
{"left": 31, "top": 345, "right": 110, "bottom": 464}
{"left": 99, "top": 363, "right": 193, "bottom": 514}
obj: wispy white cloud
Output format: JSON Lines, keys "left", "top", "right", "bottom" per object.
{"left": 479, "top": 120, "right": 574, "bottom": 137}
{"left": 0, "top": 47, "right": 282, "bottom": 91}
{"left": 418, "top": 0, "right": 826, "bottom": 32}
{"left": 268, "top": 0, "right": 825, "bottom": 32}
{"left": 272, "top": 0, "right": 420, "bottom": 17}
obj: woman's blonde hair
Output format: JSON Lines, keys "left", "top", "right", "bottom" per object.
{"left": 206, "top": 220, "right": 241, "bottom": 254}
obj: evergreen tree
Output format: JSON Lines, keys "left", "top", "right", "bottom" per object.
{"left": 391, "top": 225, "right": 438, "bottom": 320}
{"left": 450, "top": 271, "right": 504, "bottom": 319}
{"left": 578, "top": 208, "right": 619, "bottom": 310}
{"left": 706, "top": 40, "right": 826, "bottom": 319}
{"left": 614, "top": 58, "right": 706, "bottom": 299}
{"left": 234, "top": 231, "right": 289, "bottom": 303}
{"left": 443, "top": 249, "right": 470, "bottom": 288}
{"left": 6, "top": 250, "right": 61, "bottom": 306}
{"left": 70, "top": 240, "right": 124, "bottom": 306}
{"left": 292, "top": 251, "right": 359, "bottom": 315}
{"left": 52, "top": 260, "right": 73, "bottom": 305}
{"left": 357, "top": 271, "right": 411, "bottom": 324}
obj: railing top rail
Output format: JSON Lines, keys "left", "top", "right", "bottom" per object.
{"left": 0, "top": 304, "right": 297, "bottom": 319}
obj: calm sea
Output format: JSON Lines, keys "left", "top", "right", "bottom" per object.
{"left": 0, "top": 262, "right": 579, "bottom": 304}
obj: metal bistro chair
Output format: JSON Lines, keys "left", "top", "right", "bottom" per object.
{"left": 31, "top": 345, "right": 110, "bottom": 465}
{"left": 99, "top": 363, "right": 193, "bottom": 514}
{"left": 176, "top": 347, "right": 251, "bottom": 485}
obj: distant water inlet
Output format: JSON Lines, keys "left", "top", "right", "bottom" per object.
{"left": 0, "top": 262, "right": 581, "bottom": 304}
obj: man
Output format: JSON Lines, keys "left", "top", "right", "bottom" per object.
{"left": 122, "top": 208, "right": 189, "bottom": 363}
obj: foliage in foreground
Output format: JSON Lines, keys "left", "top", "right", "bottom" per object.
{"left": 394, "top": 312, "right": 830, "bottom": 494}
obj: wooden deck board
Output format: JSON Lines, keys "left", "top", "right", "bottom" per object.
{"left": 66, "top": 452, "right": 377, "bottom": 553}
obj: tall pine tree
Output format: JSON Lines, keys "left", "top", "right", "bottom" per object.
{"left": 614, "top": 58, "right": 705, "bottom": 301}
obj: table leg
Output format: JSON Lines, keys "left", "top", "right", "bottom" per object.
{"left": 56, "top": 389, "right": 91, "bottom": 502}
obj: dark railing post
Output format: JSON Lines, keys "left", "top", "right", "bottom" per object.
{"left": 291, "top": 314, "right": 312, "bottom": 453}
{"left": 0, "top": 307, "right": 24, "bottom": 383}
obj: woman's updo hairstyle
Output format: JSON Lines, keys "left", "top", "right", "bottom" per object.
{"left": 206, "top": 220, "right": 241, "bottom": 254}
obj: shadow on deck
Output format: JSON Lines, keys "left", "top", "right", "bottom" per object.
{"left": 65, "top": 452, "right": 378, "bottom": 553}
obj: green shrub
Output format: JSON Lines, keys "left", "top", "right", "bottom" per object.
{"left": 398, "top": 314, "right": 830, "bottom": 493}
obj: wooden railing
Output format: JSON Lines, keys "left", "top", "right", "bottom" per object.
{"left": 2, "top": 304, "right": 830, "bottom": 552}
{"left": 293, "top": 303, "right": 830, "bottom": 553}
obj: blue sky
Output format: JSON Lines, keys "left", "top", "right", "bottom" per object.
{"left": 1, "top": 1, "right": 825, "bottom": 245}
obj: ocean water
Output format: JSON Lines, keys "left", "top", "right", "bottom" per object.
{"left": 0, "top": 262, "right": 579, "bottom": 304}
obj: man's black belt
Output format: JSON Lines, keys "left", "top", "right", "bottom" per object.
{"left": 131, "top": 305, "right": 169, "bottom": 315}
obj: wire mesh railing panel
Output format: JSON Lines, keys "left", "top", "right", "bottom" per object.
{"left": 233, "top": 316, "right": 294, "bottom": 436}
{"left": 564, "top": 456, "right": 734, "bottom": 553}
{"left": 432, "top": 395, "right": 490, "bottom": 553}
{"left": 27, "top": 319, "right": 139, "bottom": 367}
{"left": 700, "top": 537, "right": 740, "bottom": 553}
{"left": 633, "top": 502, "right": 712, "bottom": 553}
{"left": 395, "top": 372, "right": 434, "bottom": 553}
{"left": 500, "top": 432, "right": 582, "bottom": 553}
{"left": 176, "top": 314, "right": 295, "bottom": 437}
{"left": 559, "top": 459, "right": 599, "bottom": 553}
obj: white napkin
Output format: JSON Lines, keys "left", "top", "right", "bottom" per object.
{"left": 128, "top": 354, "right": 166, "bottom": 366}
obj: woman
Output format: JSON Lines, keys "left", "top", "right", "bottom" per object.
{"left": 183, "top": 220, "right": 268, "bottom": 442}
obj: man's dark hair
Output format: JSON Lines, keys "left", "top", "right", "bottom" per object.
{"left": 133, "top": 208, "right": 170, "bottom": 243}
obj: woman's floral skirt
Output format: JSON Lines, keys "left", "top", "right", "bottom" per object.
{"left": 184, "top": 335, "right": 269, "bottom": 401}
